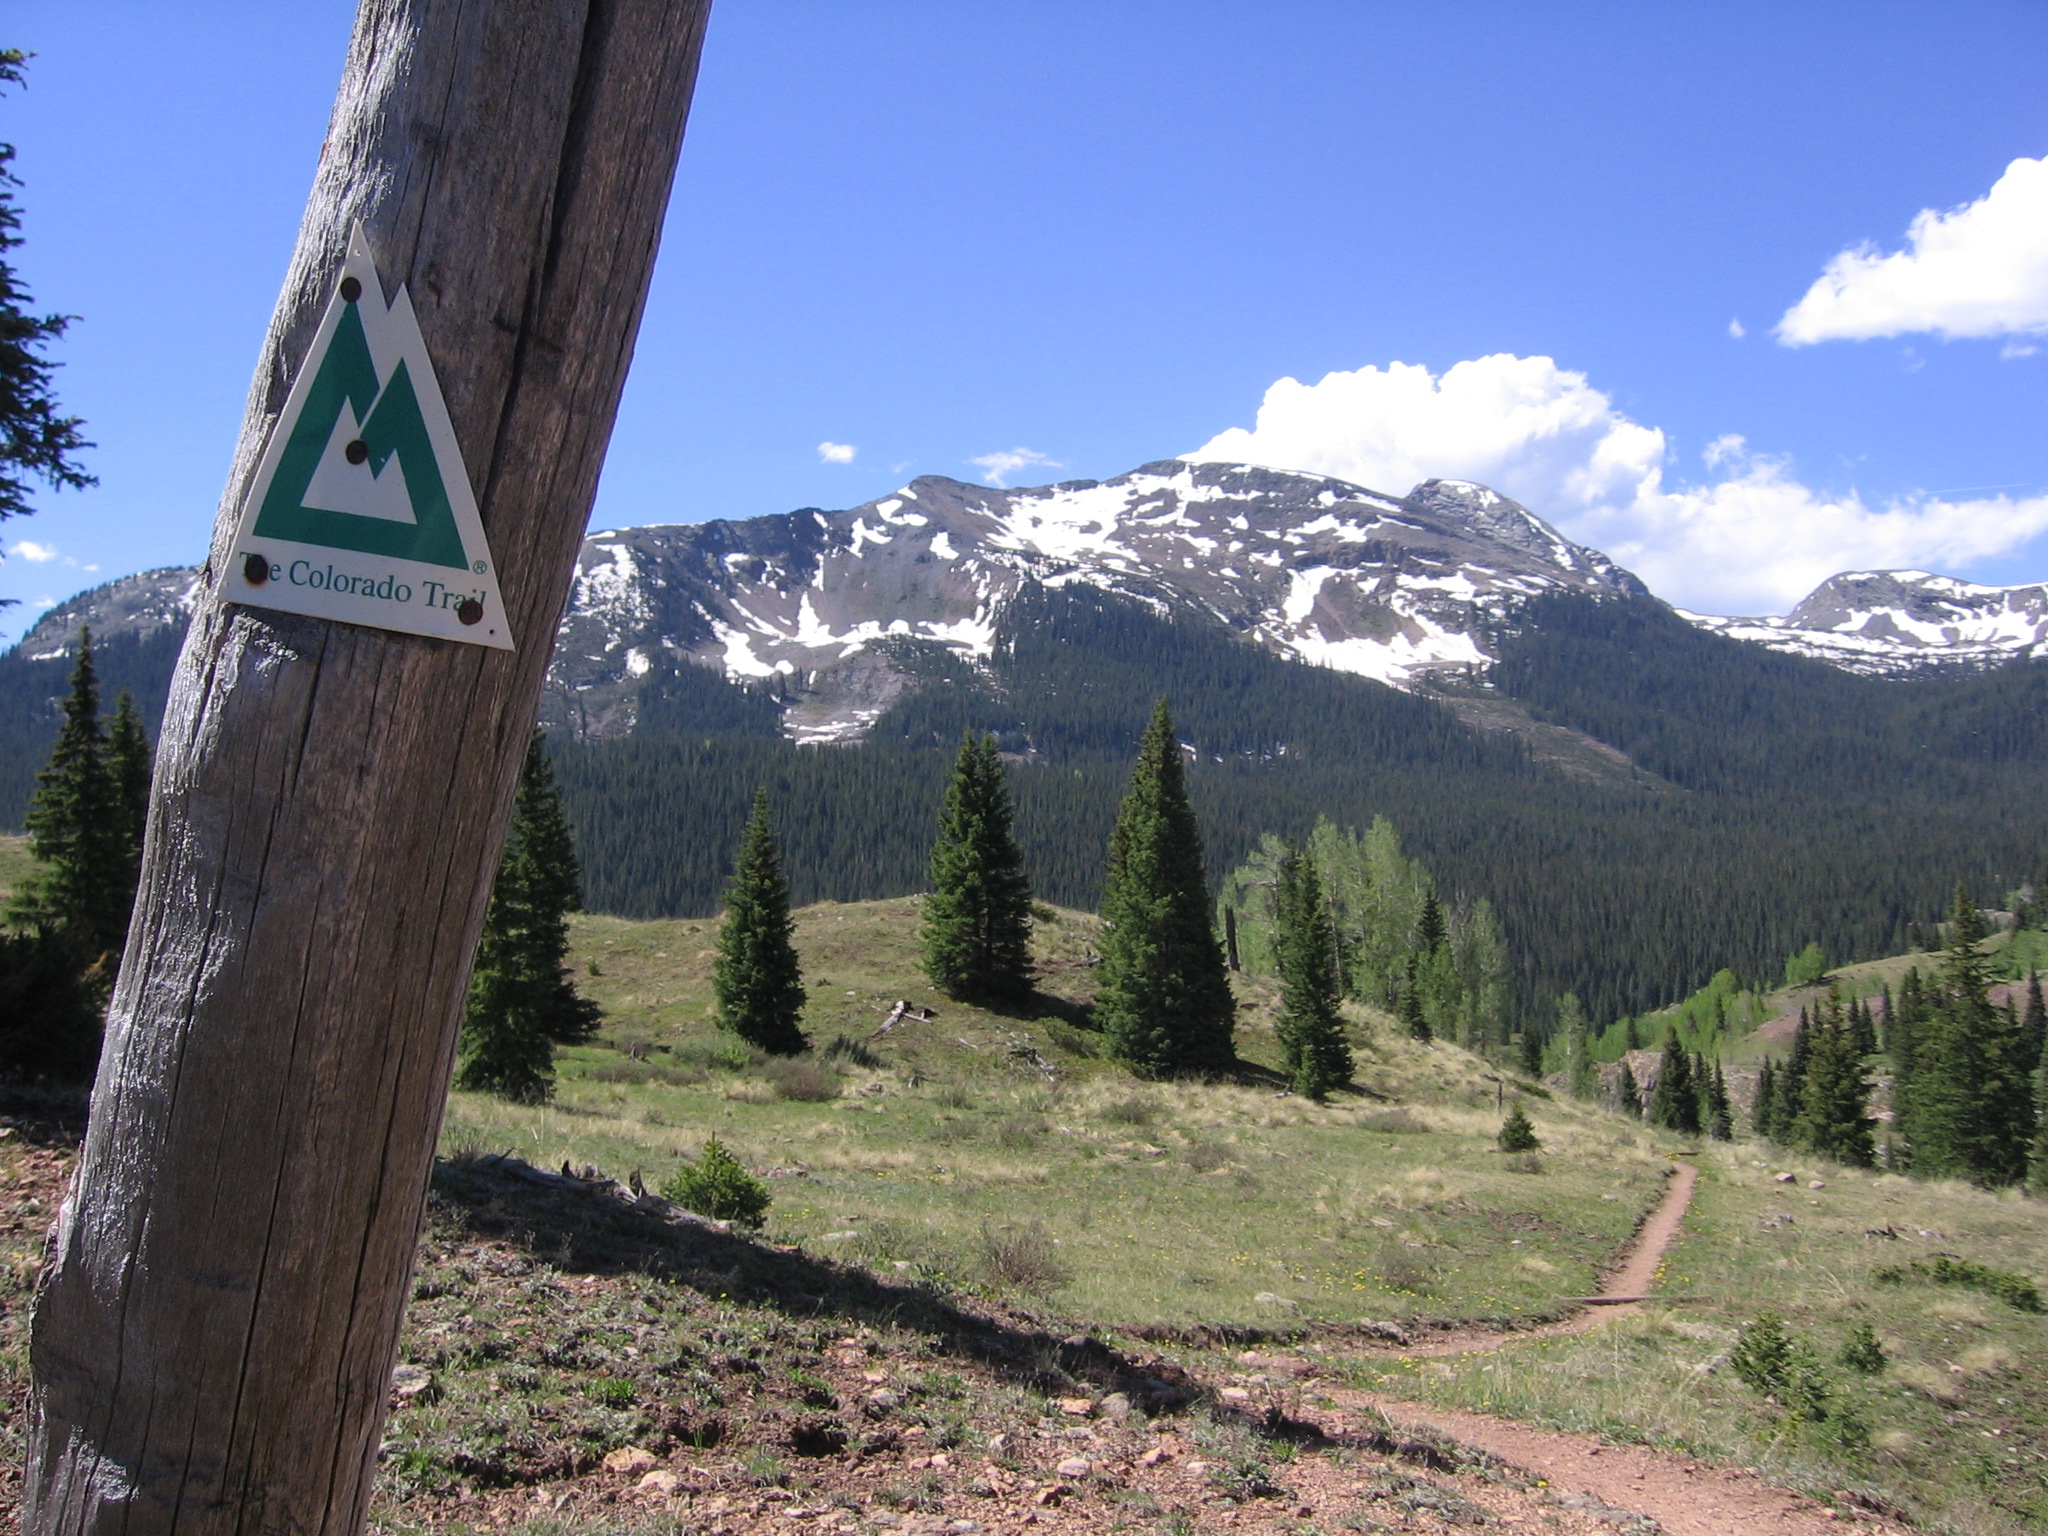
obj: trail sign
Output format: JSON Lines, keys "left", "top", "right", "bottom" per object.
{"left": 222, "top": 224, "right": 512, "bottom": 647}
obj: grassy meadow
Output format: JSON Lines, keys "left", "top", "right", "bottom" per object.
{"left": 445, "top": 898, "right": 1673, "bottom": 1331}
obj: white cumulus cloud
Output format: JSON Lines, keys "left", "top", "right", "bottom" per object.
{"left": 817, "top": 441, "right": 858, "bottom": 464}
{"left": 1777, "top": 156, "right": 2048, "bottom": 345}
{"left": 1184, "top": 354, "right": 2048, "bottom": 615}
{"left": 969, "top": 447, "right": 1061, "bottom": 488}
{"left": 9, "top": 540, "right": 59, "bottom": 562}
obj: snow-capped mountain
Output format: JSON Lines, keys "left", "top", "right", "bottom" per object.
{"left": 1681, "top": 570, "right": 2048, "bottom": 677}
{"left": 548, "top": 461, "right": 1643, "bottom": 740}
{"left": 14, "top": 463, "right": 2047, "bottom": 741}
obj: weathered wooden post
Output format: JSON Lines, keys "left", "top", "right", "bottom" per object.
{"left": 26, "top": 2, "right": 712, "bottom": 1530}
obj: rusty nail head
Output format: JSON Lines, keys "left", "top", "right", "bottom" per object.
{"left": 243, "top": 553, "right": 270, "bottom": 586}
{"left": 344, "top": 439, "right": 369, "bottom": 465}
{"left": 456, "top": 599, "right": 484, "bottom": 626}
{"left": 340, "top": 276, "right": 362, "bottom": 303}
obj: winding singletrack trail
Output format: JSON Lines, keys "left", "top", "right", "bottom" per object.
{"left": 1307, "top": 1160, "right": 1906, "bottom": 1534}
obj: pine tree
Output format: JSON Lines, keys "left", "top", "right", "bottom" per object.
{"left": 1616, "top": 1058, "right": 1642, "bottom": 1117}
{"left": 456, "top": 736, "right": 602, "bottom": 1101}
{"left": 1648, "top": 1032, "right": 1700, "bottom": 1135}
{"left": 1400, "top": 955, "right": 1432, "bottom": 1044}
{"left": 106, "top": 691, "right": 151, "bottom": 878}
{"left": 1752, "top": 1057, "right": 1777, "bottom": 1139}
{"left": 1272, "top": 840, "right": 1352, "bottom": 1099}
{"left": 1878, "top": 981, "right": 1894, "bottom": 1053}
{"left": 922, "top": 732, "right": 1033, "bottom": 1000}
{"left": 1768, "top": 1013, "right": 1812, "bottom": 1145}
{"left": 2028, "top": 1063, "right": 2048, "bottom": 1197}
{"left": 1704, "top": 1061, "right": 1734, "bottom": 1141}
{"left": 2021, "top": 971, "right": 2045, "bottom": 1077}
{"left": 1094, "top": 700, "right": 1234, "bottom": 1077}
{"left": 1518, "top": 1022, "right": 1542, "bottom": 1078}
{"left": 12, "top": 629, "right": 133, "bottom": 961}
{"left": 713, "top": 789, "right": 808, "bottom": 1056}
{"left": 1790, "top": 989, "right": 1874, "bottom": 1167}
{"left": 1498, "top": 1103, "right": 1540, "bottom": 1152}
{"left": 1561, "top": 993, "right": 1597, "bottom": 1101}
{"left": 1902, "top": 884, "right": 2034, "bottom": 1185}
{"left": 1849, "top": 995, "right": 1876, "bottom": 1057}
{"left": 0, "top": 50, "right": 95, "bottom": 528}
{"left": 1891, "top": 967, "right": 1924, "bottom": 1090}
{"left": 1623, "top": 1016, "right": 1642, "bottom": 1052}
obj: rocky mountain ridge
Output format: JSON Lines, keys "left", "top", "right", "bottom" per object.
{"left": 13, "top": 462, "right": 2045, "bottom": 739}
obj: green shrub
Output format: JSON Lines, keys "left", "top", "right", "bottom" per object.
{"left": 1728, "top": 1312, "right": 1830, "bottom": 1420}
{"left": 662, "top": 1135, "right": 772, "bottom": 1229}
{"left": 976, "top": 1221, "right": 1070, "bottom": 1294}
{"left": 764, "top": 1055, "right": 840, "bottom": 1102}
{"left": 1839, "top": 1321, "right": 1886, "bottom": 1375}
{"left": 1497, "top": 1104, "right": 1540, "bottom": 1152}
{"left": 1873, "top": 1256, "right": 2043, "bottom": 1313}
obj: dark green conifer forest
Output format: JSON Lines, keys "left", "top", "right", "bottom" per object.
{"left": 534, "top": 586, "right": 2048, "bottom": 1039}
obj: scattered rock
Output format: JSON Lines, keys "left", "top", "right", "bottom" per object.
{"left": 1055, "top": 1457, "right": 1092, "bottom": 1479}
{"left": 603, "top": 1446, "right": 659, "bottom": 1475}
{"left": 390, "top": 1364, "right": 436, "bottom": 1400}
{"left": 865, "top": 1388, "right": 902, "bottom": 1414}
{"left": 1808, "top": 1179, "right": 1826, "bottom": 1189}
{"left": 1219, "top": 1387, "right": 1252, "bottom": 1404}
{"left": 637, "top": 1470, "right": 681, "bottom": 1496}
{"left": 1774, "top": 1172, "right": 1796, "bottom": 1183}
{"left": 1056, "top": 1397, "right": 1094, "bottom": 1417}
{"left": 1097, "top": 1392, "right": 1133, "bottom": 1420}
{"left": 1138, "top": 1445, "right": 1173, "bottom": 1467}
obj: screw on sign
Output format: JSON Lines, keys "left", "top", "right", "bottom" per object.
{"left": 23, "top": 4, "right": 714, "bottom": 1534}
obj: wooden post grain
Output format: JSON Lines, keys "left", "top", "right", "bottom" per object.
{"left": 26, "top": 3, "right": 712, "bottom": 1530}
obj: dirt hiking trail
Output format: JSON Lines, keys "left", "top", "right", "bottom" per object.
{"left": 1302, "top": 1159, "right": 1905, "bottom": 1534}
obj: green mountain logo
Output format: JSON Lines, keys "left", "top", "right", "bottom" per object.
{"left": 252, "top": 298, "right": 468, "bottom": 570}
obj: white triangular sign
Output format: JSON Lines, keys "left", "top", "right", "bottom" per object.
{"left": 222, "top": 225, "right": 513, "bottom": 648}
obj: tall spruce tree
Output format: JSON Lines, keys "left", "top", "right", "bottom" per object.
{"left": 2021, "top": 971, "right": 2045, "bottom": 1076}
{"left": 1902, "top": 884, "right": 2034, "bottom": 1185}
{"left": 106, "top": 691, "right": 151, "bottom": 879}
{"left": 922, "top": 732, "right": 1033, "bottom": 1000}
{"left": 1768, "top": 1013, "right": 1812, "bottom": 1145}
{"left": 2028, "top": 1062, "right": 2048, "bottom": 1197}
{"left": 1703, "top": 1059, "right": 1734, "bottom": 1141}
{"left": 0, "top": 50, "right": 95, "bottom": 529}
{"left": 1094, "top": 699, "right": 1234, "bottom": 1077}
{"left": 1399, "top": 956, "right": 1431, "bottom": 1043}
{"left": 456, "top": 735, "right": 601, "bottom": 1102}
{"left": 1789, "top": 988, "right": 1874, "bottom": 1166}
{"left": 1561, "top": 993, "right": 1598, "bottom": 1101}
{"left": 713, "top": 789, "right": 808, "bottom": 1056}
{"left": 1752, "top": 1057, "right": 1777, "bottom": 1139}
{"left": 1615, "top": 1058, "right": 1642, "bottom": 1117}
{"left": 1272, "top": 839, "right": 1351, "bottom": 1099}
{"left": 13, "top": 629, "right": 132, "bottom": 960}
{"left": 1648, "top": 1032, "right": 1700, "bottom": 1135}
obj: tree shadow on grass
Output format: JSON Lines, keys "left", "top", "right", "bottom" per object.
{"left": 427, "top": 1152, "right": 1204, "bottom": 1410}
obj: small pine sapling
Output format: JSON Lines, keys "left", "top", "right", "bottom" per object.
{"left": 1839, "top": 1321, "right": 1886, "bottom": 1375}
{"left": 663, "top": 1135, "right": 771, "bottom": 1229}
{"left": 1498, "top": 1103, "right": 1540, "bottom": 1152}
{"left": 1729, "top": 1312, "right": 1830, "bottom": 1421}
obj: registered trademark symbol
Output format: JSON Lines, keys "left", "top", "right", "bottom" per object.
{"left": 472, "top": 561, "right": 487, "bottom": 574}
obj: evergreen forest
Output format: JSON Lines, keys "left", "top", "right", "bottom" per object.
{"left": 544, "top": 586, "right": 2048, "bottom": 1035}
{"left": 9, "top": 584, "right": 2048, "bottom": 1035}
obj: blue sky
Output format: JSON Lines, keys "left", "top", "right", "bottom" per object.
{"left": 3, "top": 1, "right": 2045, "bottom": 638}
